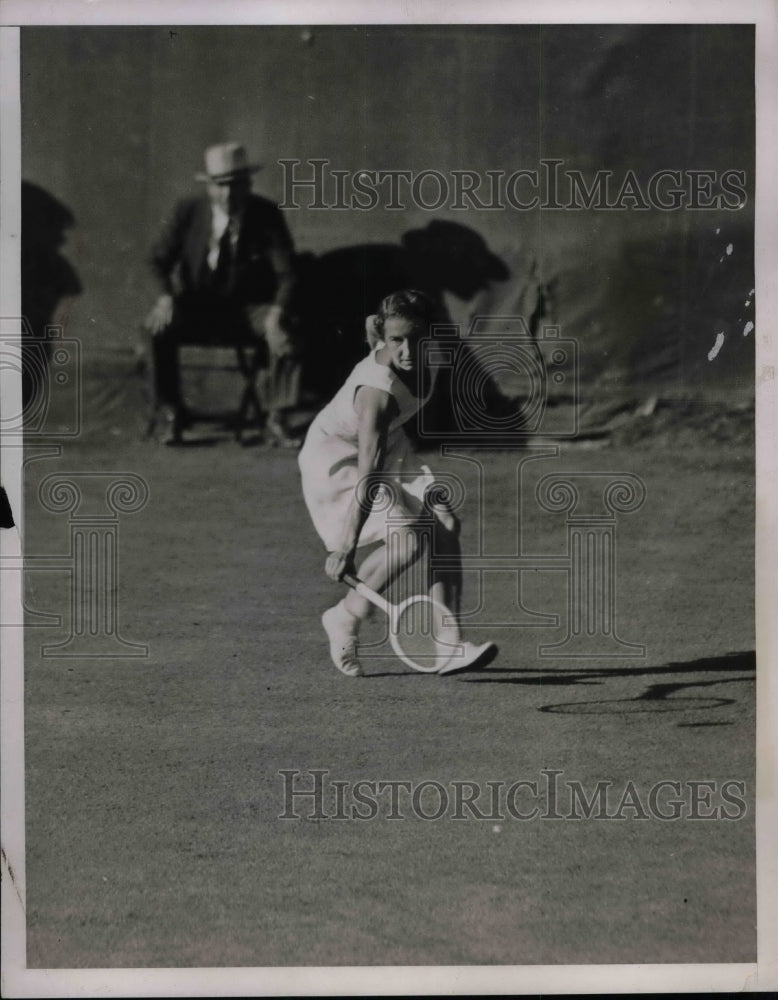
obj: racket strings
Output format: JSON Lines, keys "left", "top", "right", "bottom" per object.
{"left": 394, "top": 597, "right": 461, "bottom": 671}
{"left": 383, "top": 532, "right": 462, "bottom": 671}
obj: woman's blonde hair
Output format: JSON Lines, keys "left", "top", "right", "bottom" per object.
{"left": 365, "top": 289, "right": 436, "bottom": 348}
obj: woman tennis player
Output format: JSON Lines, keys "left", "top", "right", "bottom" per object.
{"left": 298, "top": 289, "right": 496, "bottom": 677}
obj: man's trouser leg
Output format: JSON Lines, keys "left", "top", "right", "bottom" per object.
{"left": 149, "top": 325, "right": 182, "bottom": 411}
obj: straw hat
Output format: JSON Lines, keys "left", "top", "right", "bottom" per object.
{"left": 195, "top": 143, "right": 262, "bottom": 182}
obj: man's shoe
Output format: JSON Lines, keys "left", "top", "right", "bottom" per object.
{"left": 322, "top": 605, "right": 363, "bottom": 677}
{"left": 267, "top": 413, "right": 302, "bottom": 450}
{"left": 437, "top": 640, "right": 498, "bottom": 675}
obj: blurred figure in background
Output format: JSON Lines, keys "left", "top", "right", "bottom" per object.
{"left": 144, "top": 142, "right": 300, "bottom": 446}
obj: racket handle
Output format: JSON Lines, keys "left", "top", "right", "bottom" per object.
{"left": 342, "top": 573, "right": 391, "bottom": 615}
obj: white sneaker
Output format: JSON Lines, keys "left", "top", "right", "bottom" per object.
{"left": 437, "top": 640, "right": 497, "bottom": 676}
{"left": 322, "top": 605, "right": 363, "bottom": 677}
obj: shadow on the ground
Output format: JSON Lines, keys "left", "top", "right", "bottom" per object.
{"left": 364, "top": 651, "right": 756, "bottom": 693}
{"left": 162, "top": 437, "right": 223, "bottom": 449}
{"left": 458, "top": 649, "right": 755, "bottom": 718}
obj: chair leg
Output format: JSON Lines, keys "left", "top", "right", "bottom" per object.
{"left": 143, "top": 333, "right": 267, "bottom": 443}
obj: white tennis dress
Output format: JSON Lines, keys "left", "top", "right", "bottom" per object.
{"left": 298, "top": 348, "right": 437, "bottom": 552}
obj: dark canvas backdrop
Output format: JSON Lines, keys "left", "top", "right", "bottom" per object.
{"left": 20, "top": 24, "right": 755, "bottom": 428}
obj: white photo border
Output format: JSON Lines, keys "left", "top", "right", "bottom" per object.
{"left": 1, "top": 1, "right": 775, "bottom": 996}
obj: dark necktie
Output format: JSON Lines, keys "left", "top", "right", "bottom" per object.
{"left": 213, "top": 219, "right": 235, "bottom": 293}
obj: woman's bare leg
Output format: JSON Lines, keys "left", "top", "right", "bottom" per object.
{"left": 427, "top": 509, "right": 462, "bottom": 616}
{"left": 342, "top": 521, "right": 423, "bottom": 620}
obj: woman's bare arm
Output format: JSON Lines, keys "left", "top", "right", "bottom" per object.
{"left": 324, "top": 385, "right": 398, "bottom": 581}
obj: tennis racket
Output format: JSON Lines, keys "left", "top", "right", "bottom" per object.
{"left": 342, "top": 573, "right": 463, "bottom": 673}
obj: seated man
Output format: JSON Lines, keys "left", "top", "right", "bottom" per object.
{"left": 144, "top": 142, "right": 300, "bottom": 446}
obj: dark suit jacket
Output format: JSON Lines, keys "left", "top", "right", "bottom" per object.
{"left": 150, "top": 193, "right": 295, "bottom": 309}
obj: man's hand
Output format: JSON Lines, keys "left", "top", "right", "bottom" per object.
{"left": 325, "top": 548, "right": 356, "bottom": 582}
{"left": 263, "top": 304, "right": 292, "bottom": 358}
{"left": 144, "top": 294, "right": 174, "bottom": 335}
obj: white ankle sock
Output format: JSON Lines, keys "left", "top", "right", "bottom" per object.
{"left": 336, "top": 599, "right": 361, "bottom": 630}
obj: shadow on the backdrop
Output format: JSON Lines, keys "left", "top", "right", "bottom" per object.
{"left": 21, "top": 181, "right": 82, "bottom": 407}
{"left": 459, "top": 650, "right": 755, "bottom": 717}
{"left": 0, "top": 486, "right": 14, "bottom": 528}
{"left": 292, "top": 220, "right": 531, "bottom": 437}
